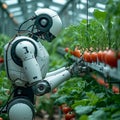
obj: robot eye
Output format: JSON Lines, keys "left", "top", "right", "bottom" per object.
{"left": 34, "top": 14, "right": 52, "bottom": 32}
{"left": 39, "top": 18, "right": 48, "bottom": 27}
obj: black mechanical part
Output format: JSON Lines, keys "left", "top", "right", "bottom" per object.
{"left": 32, "top": 80, "right": 51, "bottom": 96}
{"left": 34, "top": 14, "right": 53, "bottom": 33}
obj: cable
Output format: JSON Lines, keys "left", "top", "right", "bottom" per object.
{"left": 0, "top": 86, "right": 16, "bottom": 114}
{"left": 17, "top": 16, "right": 36, "bottom": 35}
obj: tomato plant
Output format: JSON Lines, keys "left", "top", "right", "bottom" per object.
{"left": 50, "top": 4, "right": 120, "bottom": 119}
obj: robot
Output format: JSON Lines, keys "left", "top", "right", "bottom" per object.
{"left": 3, "top": 8, "right": 85, "bottom": 120}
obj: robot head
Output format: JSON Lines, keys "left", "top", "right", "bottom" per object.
{"left": 34, "top": 8, "right": 62, "bottom": 42}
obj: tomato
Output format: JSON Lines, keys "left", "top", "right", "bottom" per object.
{"left": 117, "top": 51, "right": 120, "bottom": 59}
{"left": 97, "top": 50, "right": 103, "bottom": 62}
{"left": 65, "top": 112, "right": 75, "bottom": 120}
{"left": 0, "top": 58, "right": 4, "bottom": 63}
{"left": 65, "top": 47, "right": 69, "bottom": 52}
{"left": 62, "top": 106, "right": 72, "bottom": 114}
{"left": 0, "top": 117, "right": 3, "bottom": 120}
{"left": 105, "top": 50, "right": 117, "bottom": 68}
{"left": 91, "top": 52, "right": 98, "bottom": 62}
{"left": 101, "top": 50, "right": 108, "bottom": 64}
{"left": 112, "top": 85, "right": 119, "bottom": 94}
{"left": 73, "top": 49, "right": 81, "bottom": 58}
{"left": 97, "top": 78, "right": 106, "bottom": 86}
{"left": 83, "top": 51, "right": 92, "bottom": 63}
{"left": 59, "top": 104, "right": 67, "bottom": 111}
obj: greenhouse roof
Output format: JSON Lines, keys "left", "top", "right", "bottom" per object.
{"left": 2, "top": 0, "right": 107, "bottom": 24}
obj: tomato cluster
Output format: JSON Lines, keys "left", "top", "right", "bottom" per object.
{"left": 59, "top": 104, "right": 75, "bottom": 120}
{"left": 83, "top": 49, "right": 120, "bottom": 68}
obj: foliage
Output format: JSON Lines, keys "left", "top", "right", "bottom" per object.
{"left": 0, "top": 34, "right": 9, "bottom": 57}
{"left": 105, "top": 0, "right": 120, "bottom": 50}
{"left": 49, "top": 3, "right": 120, "bottom": 120}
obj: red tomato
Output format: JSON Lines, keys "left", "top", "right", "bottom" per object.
{"left": 83, "top": 52, "right": 92, "bottom": 63}
{"left": 0, "top": 58, "right": 4, "bottom": 63}
{"left": 105, "top": 50, "right": 117, "bottom": 68}
{"left": 73, "top": 49, "right": 81, "bottom": 58}
{"left": 112, "top": 86, "right": 119, "bottom": 94}
{"left": 117, "top": 52, "right": 120, "bottom": 59}
{"left": 91, "top": 52, "right": 98, "bottom": 62}
{"left": 65, "top": 112, "right": 75, "bottom": 120}
{"left": 62, "top": 106, "right": 72, "bottom": 114}
{"left": 97, "top": 50, "right": 103, "bottom": 62}
{"left": 101, "top": 50, "right": 108, "bottom": 64}
{"left": 97, "top": 78, "right": 106, "bottom": 86}
{"left": 83, "top": 51, "right": 87, "bottom": 61}
{"left": 65, "top": 47, "right": 69, "bottom": 52}
{"left": 0, "top": 117, "right": 3, "bottom": 120}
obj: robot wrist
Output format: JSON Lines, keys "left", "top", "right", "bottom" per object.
{"left": 32, "top": 80, "right": 51, "bottom": 96}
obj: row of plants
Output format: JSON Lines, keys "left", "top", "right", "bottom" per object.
{"left": 44, "top": 0, "right": 120, "bottom": 119}
{"left": 0, "top": 34, "right": 10, "bottom": 120}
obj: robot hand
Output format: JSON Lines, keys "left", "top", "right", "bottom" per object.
{"left": 68, "top": 59, "right": 87, "bottom": 77}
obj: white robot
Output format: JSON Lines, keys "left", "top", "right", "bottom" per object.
{"left": 3, "top": 8, "right": 85, "bottom": 120}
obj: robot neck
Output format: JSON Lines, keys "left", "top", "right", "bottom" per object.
{"left": 29, "top": 32, "right": 42, "bottom": 42}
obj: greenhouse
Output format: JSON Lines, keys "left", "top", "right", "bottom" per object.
{"left": 0, "top": 0, "right": 120, "bottom": 120}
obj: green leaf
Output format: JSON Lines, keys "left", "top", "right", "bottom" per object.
{"left": 54, "top": 95, "right": 72, "bottom": 105}
{"left": 88, "top": 109, "right": 107, "bottom": 120}
{"left": 86, "top": 92, "right": 99, "bottom": 106}
{"left": 93, "top": 9, "right": 106, "bottom": 23}
{"left": 79, "top": 115, "right": 88, "bottom": 120}
{"left": 72, "top": 99, "right": 89, "bottom": 108}
{"left": 75, "top": 106, "right": 94, "bottom": 115}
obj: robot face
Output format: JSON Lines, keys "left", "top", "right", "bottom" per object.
{"left": 34, "top": 8, "right": 62, "bottom": 42}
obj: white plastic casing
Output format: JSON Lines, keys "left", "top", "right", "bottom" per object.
{"left": 35, "top": 8, "right": 62, "bottom": 37}
{"left": 45, "top": 68, "right": 71, "bottom": 90}
{"left": 8, "top": 103, "right": 33, "bottom": 120}
{"left": 4, "top": 36, "right": 49, "bottom": 86}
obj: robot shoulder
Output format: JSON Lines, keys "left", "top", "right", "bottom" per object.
{"left": 10, "top": 36, "right": 38, "bottom": 66}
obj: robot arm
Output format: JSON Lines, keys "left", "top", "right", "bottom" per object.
{"left": 45, "top": 68, "right": 71, "bottom": 90}
{"left": 34, "top": 60, "right": 86, "bottom": 96}
{"left": 15, "top": 40, "right": 42, "bottom": 84}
